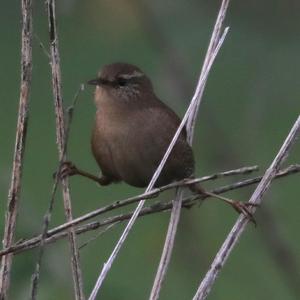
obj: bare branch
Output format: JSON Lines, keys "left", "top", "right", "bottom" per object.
{"left": 186, "top": 0, "right": 230, "bottom": 141}
{"left": 0, "top": 0, "right": 32, "bottom": 298}
{"left": 150, "top": 1, "right": 231, "bottom": 298}
{"left": 150, "top": 188, "right": 184, "bottom": 300}
{"left": 1, "top": 164, "right": 298, "bottom": 260}
{"left": 192, "top": 115, "right": 300, "bottom": 300}
{"left": 29, "top": 1, "right": 84, "bottom": 299}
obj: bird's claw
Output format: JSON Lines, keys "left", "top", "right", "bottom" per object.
{"left": 231, "top": 201, "right": 258, "bottom": 226}
{"left": 53, "top": 161, "right": 78, "bottom": 180}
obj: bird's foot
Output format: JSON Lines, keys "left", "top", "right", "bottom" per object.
{"left": 195, "top": 188, "right": 259, "bottom": 226}
{"left": 229, "top": 200, "right": 259, "bottom": 226}
{"left": 54, "top": 161, "right": 79, "bottom": 180}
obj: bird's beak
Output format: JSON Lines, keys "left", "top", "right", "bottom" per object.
{"left": 87, "top": 78, "right": 100, "bottom": 85}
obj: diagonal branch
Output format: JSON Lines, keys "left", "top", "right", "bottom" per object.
{"left": 192, "top": 115, "right": 300, "bottom": 300}
{"left": 186, "top": 0, "right": 230, "bottom": 141}
{"left": 150, "top": 1, "right": 231, "bottom": 298}
{"left": 0, "top": 1, "right": 33, "bottom": 298}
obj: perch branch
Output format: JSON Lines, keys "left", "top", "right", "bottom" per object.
{"left": 1, "top": 164, "right": 298, "bottom": 259}
{"left": 0, "top": 165, "right": 259, "bottom": 260}
{"left": 192, "top": 115, "right": 300, "bottom": 300}
{"left": 0, "top": 1, "right": 32, "bottom": 298}
{"left": 150, "top": 1, "right": 231, "bottom": 298}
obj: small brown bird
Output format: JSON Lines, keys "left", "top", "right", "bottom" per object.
{"left": 61, "top": 63, "right": 255, "bottom": 220}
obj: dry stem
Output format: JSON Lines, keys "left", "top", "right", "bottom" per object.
{"left": 0, "top": 1, "right": 32, "bottom": 298}
{"left": 150, "top": 1, "right": 231, "bottom": 298}
{"left": 29, "top": 1, "right": 84, "bottom": 299}
{"left": 192, "top": 115, "right": 300, "bottom": 300}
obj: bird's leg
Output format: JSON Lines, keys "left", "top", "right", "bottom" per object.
{"left": 190, "top": 183, "right": 258, "bottom": 225}
{"left": 57, "top": 161, "right": 112, "bottom": 186}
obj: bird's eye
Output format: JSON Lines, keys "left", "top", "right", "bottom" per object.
{"left": 117, "top": 78, "right": 127, "bottom": 87}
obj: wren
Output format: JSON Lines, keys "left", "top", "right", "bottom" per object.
{"left": 60, "top": 63, "right": 256, "bottom": 221}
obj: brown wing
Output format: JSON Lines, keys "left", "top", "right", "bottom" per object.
{"left": 112, "top": 105, "right": 195, "bottom": 187}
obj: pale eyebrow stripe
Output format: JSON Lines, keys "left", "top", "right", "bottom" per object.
{"left": 118, "top": 70, "right": 145, "bottom": 80}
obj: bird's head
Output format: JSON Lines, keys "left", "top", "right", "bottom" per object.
{"left": 88, "top": 63, "right": 153, "bottom": 103}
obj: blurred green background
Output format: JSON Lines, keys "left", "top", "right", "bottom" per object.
{"left": 1, "top": 1, "right": 300, "bottom": 299}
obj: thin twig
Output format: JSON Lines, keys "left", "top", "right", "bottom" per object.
{"left": 34, "top": 34, "right": 50, "bottom": 58}
{"left": 186, "top": 0, "right": 230, "bottom": 138}
{"left": 30, "top": 85, "right": 83, "bottom": 299}
{"left": 150, "top": 1, "right": 231, "bottom": 298}
{"left": 0, "top": 164, "right": 298, "bottom": 259}
{"left": 79, "top": 224, "right": 117, "bottom": 250}
{"left": 192, "top": 115, "right": 300, "bottom": 300}
{"left": 150, "top": 188, "right": 184, "bottom": 300}
{"left": 0, "top": 0, "right": 32, "bottom": 298}
{"left": 34, "top": 1, "right": 85, "bottom": 299}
